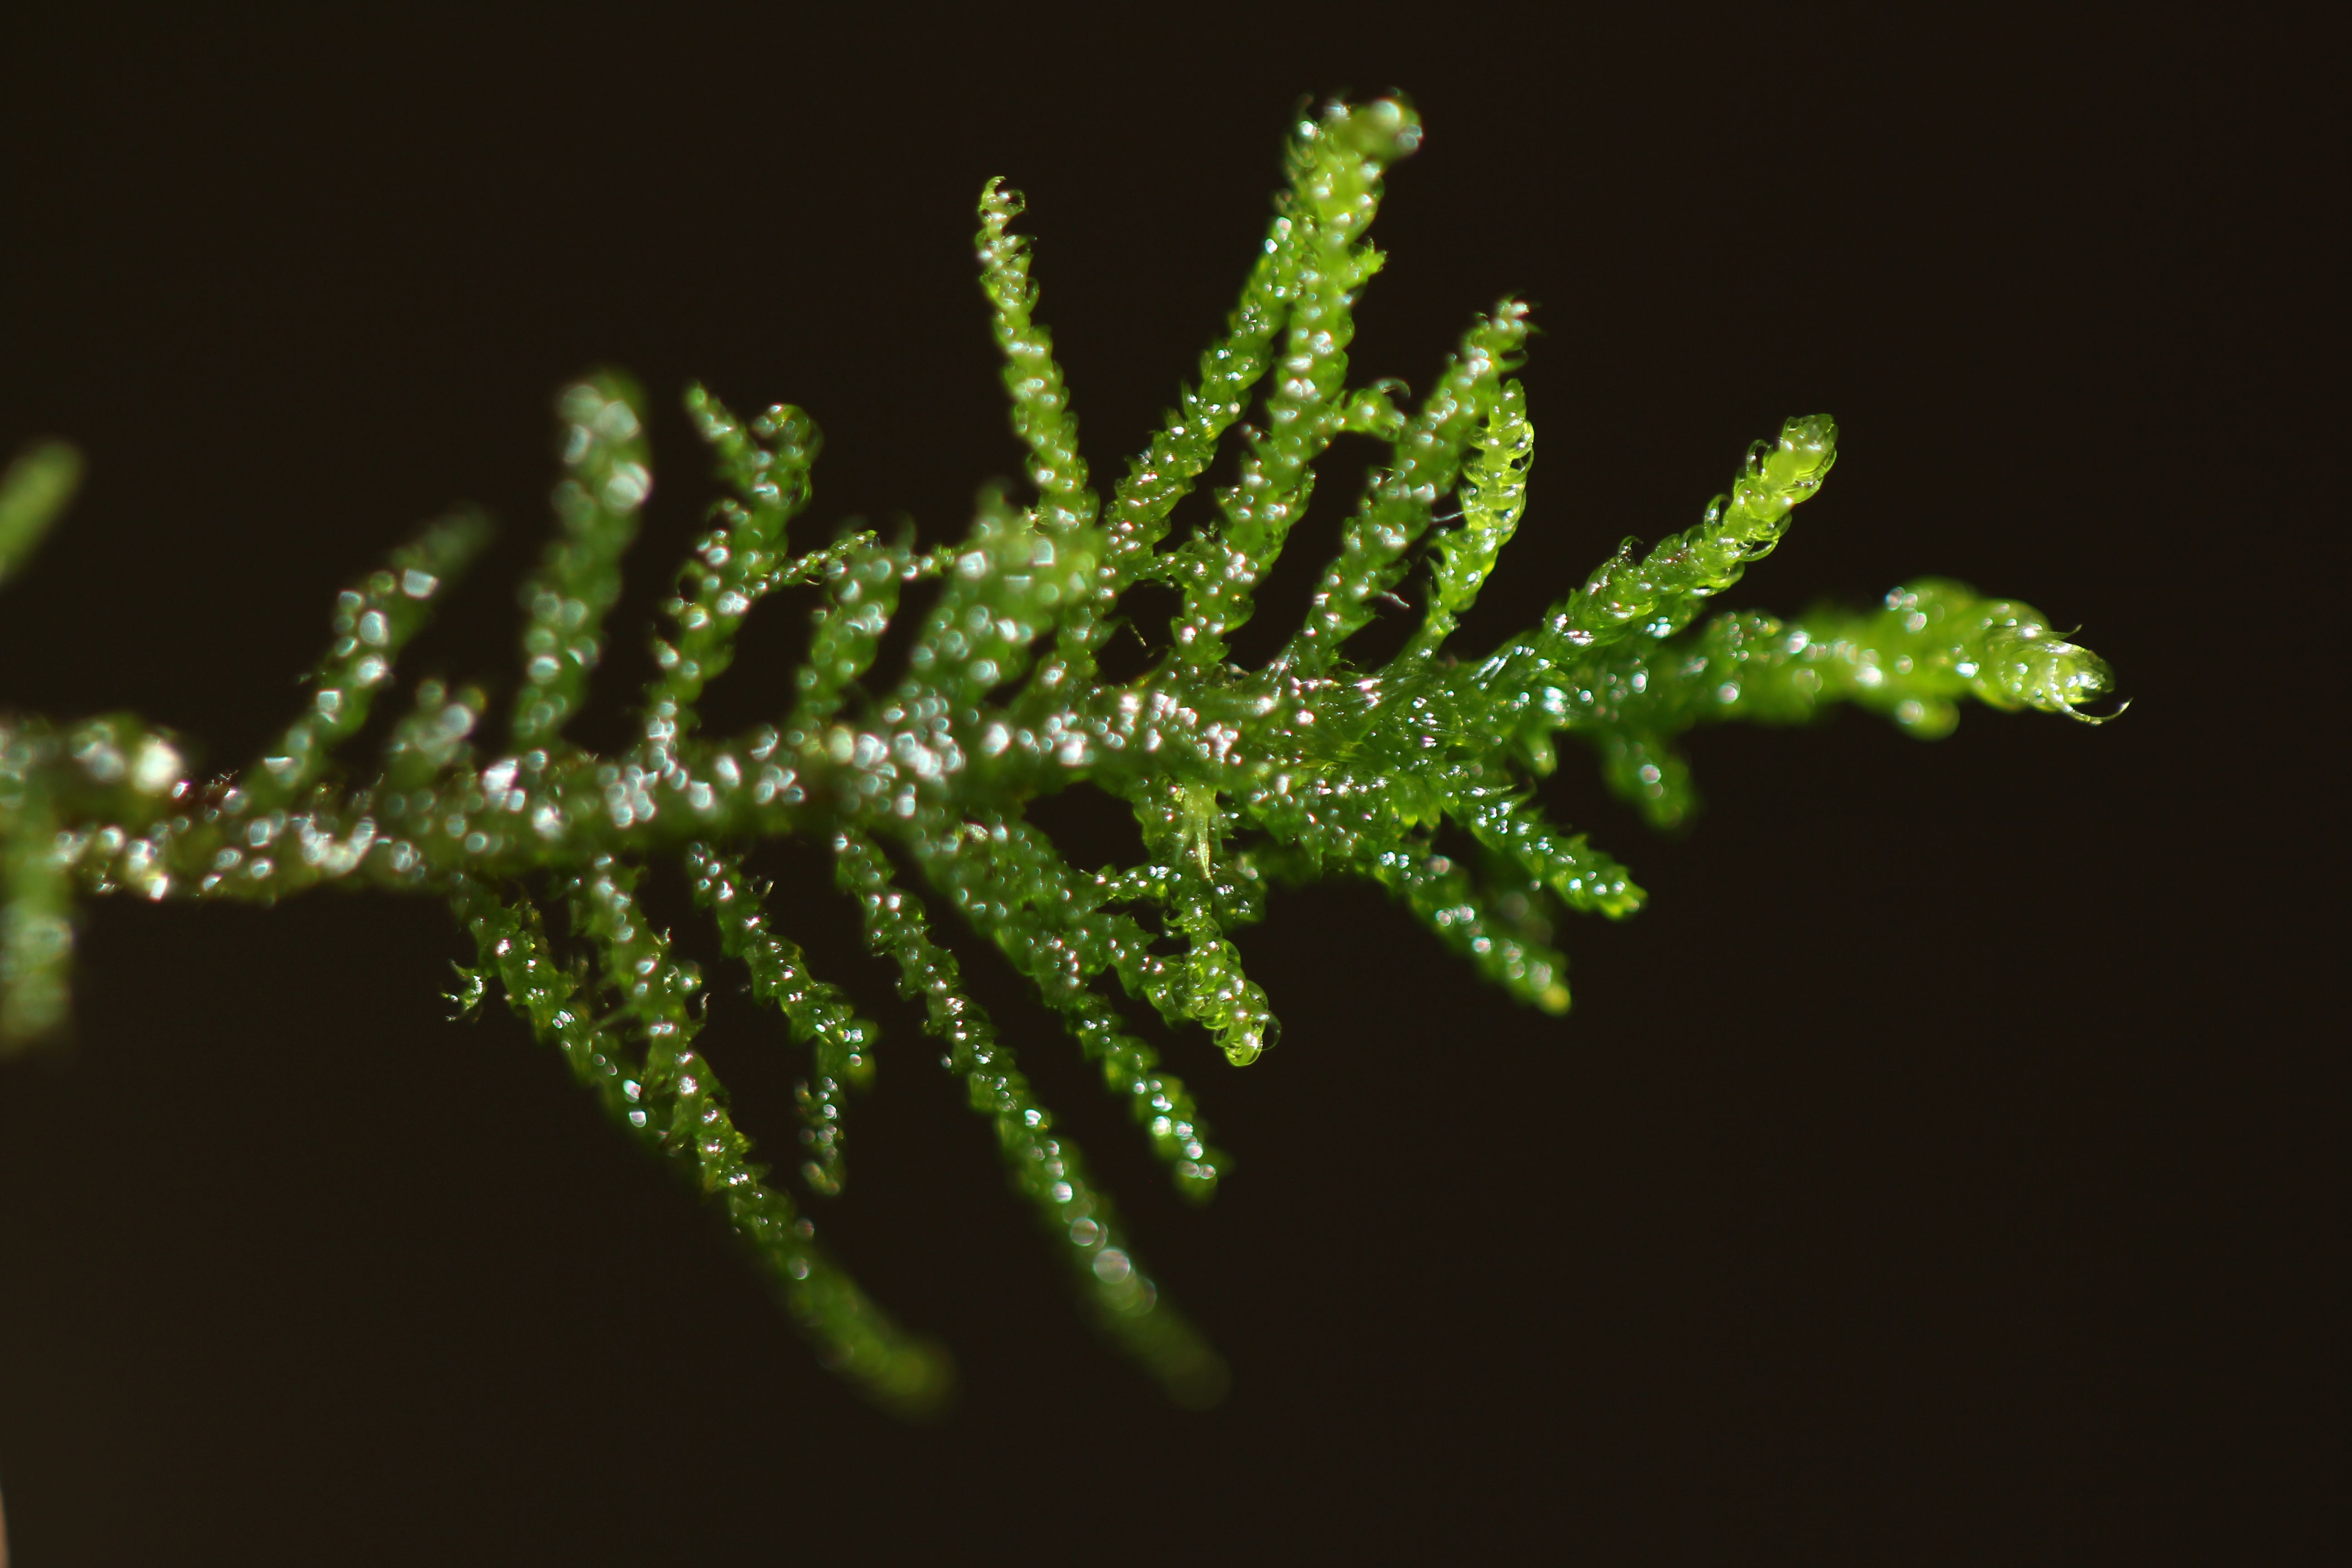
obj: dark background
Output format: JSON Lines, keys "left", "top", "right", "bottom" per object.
{"left": 0, "top": 7, "right": 2335, "bottom": 1561}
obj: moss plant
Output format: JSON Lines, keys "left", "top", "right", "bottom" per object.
{"left": 0, "top": 97, "right": 2116, "bottom": 1413}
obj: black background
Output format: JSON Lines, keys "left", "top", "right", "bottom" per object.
{"left": 0, "top": 7, "right": 2336, "bottom": 1562}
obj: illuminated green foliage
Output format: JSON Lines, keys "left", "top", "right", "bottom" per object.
{"left": 0, "top": 97, "right": 2117, "bottom": 1407}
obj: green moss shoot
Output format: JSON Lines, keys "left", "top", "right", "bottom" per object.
{"left": 0, "top": 96, "right": 2116, "bottom": 1412}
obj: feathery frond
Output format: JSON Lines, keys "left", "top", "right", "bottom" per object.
{"left": 0, "top": 95, "right": 2117, "bottom": 1406}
